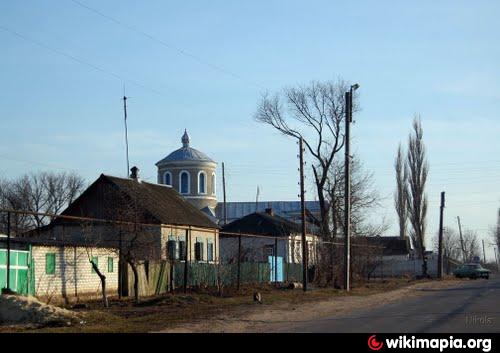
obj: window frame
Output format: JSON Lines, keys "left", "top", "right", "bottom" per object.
{"left": 163, "top": 171, "right": 172, "bottom": 186}
{"left": 179, "top": 170, "right": 190, "bottom": 194}
{"left": 211, "top": 172, "right": 216, "bottom": 195}
{"left": 91, "top": 256, "right": 99, "bottom": 273}
{"left": 107, "top": 257, "right": 114, "bottom": 273}
{"left": 198, "top": 171, "right": 207, "bottom": 195}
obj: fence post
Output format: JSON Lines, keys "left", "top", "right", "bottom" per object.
{"left": 183, "top": 228, "right": 189, "bottom": 293}
{"left": 237, "top": 232, "right": 241, "bottom": 291}
{"left": 274, "top": 237, "right": 278, "bottom": 287}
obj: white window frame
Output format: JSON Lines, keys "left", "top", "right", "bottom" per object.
{"left": 198, "top": 171, "right": 207, "bottom": 195}
{"left": 211, "top": 172, "right": 216, "bottom": 195}
{"left": 179, "top": 170, "right": 190, "bottom": 194}
{"left": 163, "top": 171, "right": 172, "bottom": 186}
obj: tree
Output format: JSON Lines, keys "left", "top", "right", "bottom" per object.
{"left": 0, "top": 171, "right": 85, "bottom": 233}
{"left": 255, "top": 79, "right": 354, "bottom": 239}
{"left": 405, "top": 116, "right": 429, "bottom": 276}
{"left": 326, "top": 156, "right": 386, "bottom": 238}
{"left": 394, "top": 143, "right": 408, "bottom": 239}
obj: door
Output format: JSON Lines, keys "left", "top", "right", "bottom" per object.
{"left": 268, "top": 255, "right": 284, "bottom": 282}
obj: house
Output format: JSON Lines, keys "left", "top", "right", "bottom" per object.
{"left": 34, "top": 168, "right": 220, "bottom": 297}
{"left": 220, "top": 208, "right": 319, "bottom": 268}
{"left": 0, "top": 237, "right": 118, "bottom": 299}
{"left": 356, "top": 235, "right": 412, "bottom": 261}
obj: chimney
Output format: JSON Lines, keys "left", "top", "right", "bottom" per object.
{"left": 130, "top": 166, "right": 139, "bottom": 180}
{"left": 265, "top": 207, "right": 274, "bottom": 216}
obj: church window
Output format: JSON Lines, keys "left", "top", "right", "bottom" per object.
{"left": 164, "top": 171, "right": 172, "bottom": 186}
{"left": 198, "top": 171, "right": 206, "bottom": 194}
{"left": 211, "top": 173, "right": 216, "bottom": 195}
{"left": 180, "top": 171, "right": 190, "bottom": 194}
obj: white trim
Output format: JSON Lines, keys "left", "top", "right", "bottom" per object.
{"left": 163, "top": 171, "right": 172, "bottom": 186}
{"left": 197, "top": 171, "right": 207, "bottom": 195}
{"left": 211, "top": 172, "right": 216, "bottom": 195}
{"left": 179, "top": 170, "right": 191, "bottom": 194}
{"left": 183, "top": 196, "right": 217, "bottom": 200}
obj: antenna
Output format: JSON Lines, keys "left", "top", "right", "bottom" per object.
{"left": 123, "top": 88, "right": 130, "bottom": 177}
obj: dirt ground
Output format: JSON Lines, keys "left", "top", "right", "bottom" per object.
{"left": 0, "top": 277, "right": 461, "bottom": 333}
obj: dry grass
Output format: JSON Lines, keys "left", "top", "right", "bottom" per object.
{"left": 0, "top": 278, "right": 445, "bottom": 333}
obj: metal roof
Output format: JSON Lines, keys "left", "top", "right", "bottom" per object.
{"left": 156, "top": 130, "right": 215, "bottom": 165}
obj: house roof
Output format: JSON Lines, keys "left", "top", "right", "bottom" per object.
{"left": 0, "top": 237, "right": 117, "bottom": 249}
{"left": 60, "top": 174, "right": 218, "bottom": 229}
{"left": 221, "top": 212, "right": 301, "bottom": 237}
{"left": 354, "top": 236, "right": 410, "bottom": 256}
{"left": 215, "top": 201, "right": 322, "bottom": 222}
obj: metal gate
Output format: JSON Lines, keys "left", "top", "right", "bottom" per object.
{"left": 0, "top": 249, "right": 30, "bottom": 294}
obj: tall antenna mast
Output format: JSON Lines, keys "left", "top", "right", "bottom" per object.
{"left": 123, "top": 89, "right": 130, "bottom": 177}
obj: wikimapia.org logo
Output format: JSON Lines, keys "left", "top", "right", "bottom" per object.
{"left": 367, "top": 335, "right": 492, "bottom": 352}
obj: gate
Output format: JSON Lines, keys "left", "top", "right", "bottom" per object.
{"left": 0, "top": 249, "right": 30, "bottom": 294}
{"left": 268, "top": 256, "right": 283, "bottom": 282}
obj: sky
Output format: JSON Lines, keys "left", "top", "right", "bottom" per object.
{"left": 1, "top": 1, "right": 499, "bottom": 260}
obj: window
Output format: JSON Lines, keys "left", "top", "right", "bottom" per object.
{"left": 198, "top": 171, "right": 206, "bottom": 194}
{"left": 207, "top": 241, "right": 214, "bottom": 262}
{"left": 178, "top": 240, "right": 187, "bottom": 260}
{"left": 107, "top": 257, "right": 114, "bottom": 273}
{"left": 195, "top": 241, "right": 204, "bottom": 261}
{"left": 179, "top": 171, "right": 190, "bottom": 194}
{"left": 164, "top": 171, "right": 172, "bottom": 186}
{"left": 91, "top": 256, "right": 98, "bottom": 273}
{"left": 167, "top": 240, "right": 178, "bottom": 260}
{"left": 45, "top": 253, "right": 56, "bottom": 275}
{"left": 211, "top": 173, "right": 216, "bottom": 195}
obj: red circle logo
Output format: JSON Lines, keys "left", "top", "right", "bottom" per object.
{"left": 368, "top": 335, "right": 384, "bottom": 351}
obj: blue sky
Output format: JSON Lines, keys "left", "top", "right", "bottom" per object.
{"left": 1, "top": 1, "right": 499, "bottom": 258}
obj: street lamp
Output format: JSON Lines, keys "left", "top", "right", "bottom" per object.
{"left": 344, "top": 83, "right": 359, "bottom": 291}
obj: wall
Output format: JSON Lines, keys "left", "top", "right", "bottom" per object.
{"left": 160, "top": 225, "right": 219, "bottom": 263}
{"left": 31, "top": 245, "right": 119, "bottom": 299}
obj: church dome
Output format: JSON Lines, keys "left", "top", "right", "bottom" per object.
{"left": 156, "top": 130, "right": 215, "bottom": 165}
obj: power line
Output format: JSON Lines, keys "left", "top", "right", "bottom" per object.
{"left": 68, "top": 0, "right": 265, "bottom": 90}
{"left": 0, "top": 24, "right": 163, "bottom": 96}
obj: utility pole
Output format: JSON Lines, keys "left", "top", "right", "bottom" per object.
{"left": 493, "top": 246, "right": 499, "bottom": 272}
{"left": 343, "top": 83, "right": 359, "bottom": 291}
{"left": 299, "top": 137, "right": 308, "bottom": 291}
{"left": 482, "top": 239, "right": 486, "bottom": 264}
{"left": 5, "top": 212, "right": 11, "bottom": 292}
{"left": 222, "top": 162, "right": 227, "bottom": 225}
{"left": 437, "top": 192, "right": 445, "bottom": 279}
{"left": 457, "top": 216, "right": 466, "bottom": 263}
{"left": 123, "top": 95, "right": 130, "bottom": 177}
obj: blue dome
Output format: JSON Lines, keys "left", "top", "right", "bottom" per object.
{"left": 156, "top": 130, "right": 215, "bottom": 165}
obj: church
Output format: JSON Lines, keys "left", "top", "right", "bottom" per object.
{"left": 156, "top": 130, "right": 218, "bottom": 221}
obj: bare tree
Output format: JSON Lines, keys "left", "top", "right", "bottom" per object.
{"left": 461, "top": 229, "right": 481, "bottom": 263}
{"left": 0, "top": 171, "right": 85, "bottom": 232}
{"left": 255, "top": 79, "right": 354, "bottom": 238}
{"left": 327, "top": 156, "right": 387, "bottom": 238}
{"left": 394, "top": 143, "right": 408, "bottom": 239}
{"left": 405, "top": 116, "right": 429, "bottom": 276}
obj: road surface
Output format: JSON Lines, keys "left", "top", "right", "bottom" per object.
{"left": 278, "top": 275, "right": 500, "bottom": 332}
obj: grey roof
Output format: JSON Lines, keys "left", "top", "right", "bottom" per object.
{"left": 156, "top": 130, "right": 215, "bottom": 165}
{"left": 221, "top": 212, "right": 301, "bottom": 237}
{"left": 215, "top": 201, "right": 321, "bottom": 223}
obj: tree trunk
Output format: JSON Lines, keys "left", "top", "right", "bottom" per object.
{"left": 91, "top": 261, "right": 108, "bottom": 308}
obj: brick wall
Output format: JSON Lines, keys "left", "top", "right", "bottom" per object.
{"left": 31, "top": 245, "right": 119, "bottom": 299}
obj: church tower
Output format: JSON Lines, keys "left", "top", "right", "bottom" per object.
{"left": 156, "top": 130, "right": 217, "bottom": 216}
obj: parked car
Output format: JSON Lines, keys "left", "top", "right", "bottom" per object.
{"left": 453, "top": 263, "right": 490, "bottom": 279}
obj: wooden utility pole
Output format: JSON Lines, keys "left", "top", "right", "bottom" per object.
{"left": 237, "top": 232, "right": 241, "bottom": 291}
{"left": 299, "top": 137, "right": 308, "bottom": 291}
{"left": 123, "top": 95, "right": 130, "bottom": 177}
{"left": 344, "top": 90, "right": 352, "bottom": 291}
{"left": 222, "top": 162, "right": 227, "bottom": 225}
{"left": 482, "top": 239, "right": 486, "bottom": 264}
{"left": 183, "top": 228, "right": 189, "bottom": 293}
{"left": 437, "top": 192, "right": 445, "bottom": 279}
{"left": 5, "top": 212, "right": 11, "bottom": 292}
{"left": 457, "top": 216, "right": 466, "bottom": 263}
{"left": 494, "top": 246, "right": 499, "bottom": 272}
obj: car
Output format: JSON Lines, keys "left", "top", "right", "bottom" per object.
{"left": 453, "top": 263, "right": 490, "bottom": 279}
